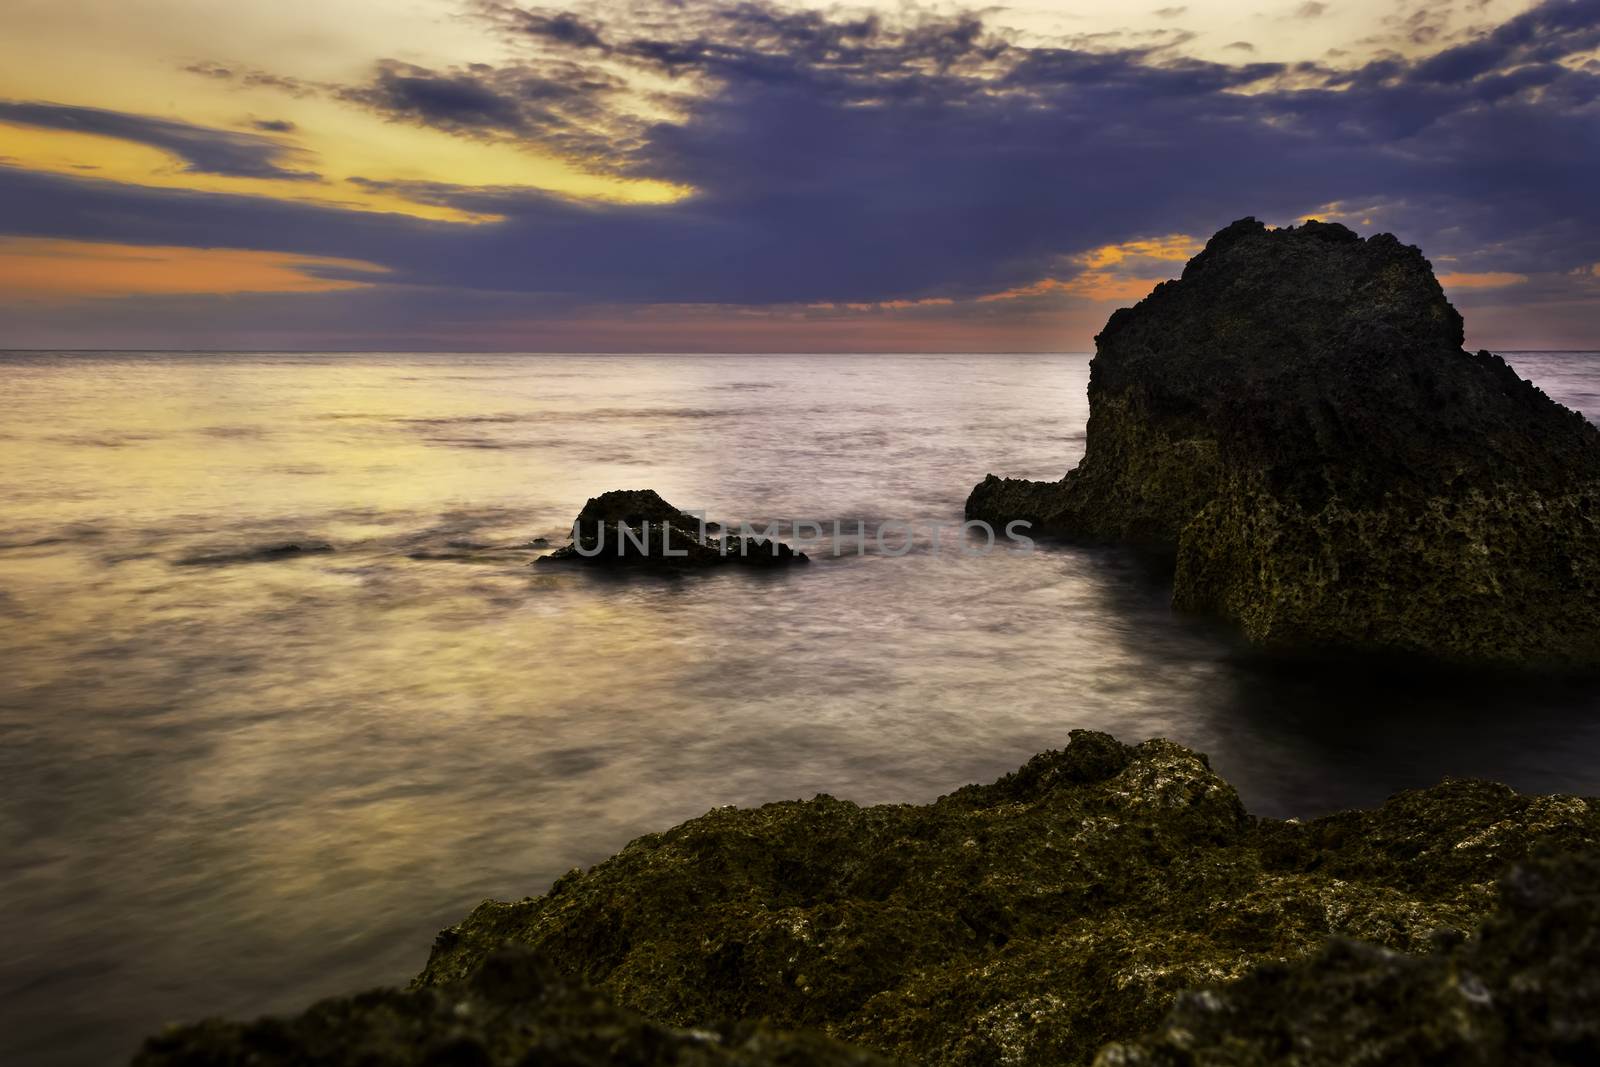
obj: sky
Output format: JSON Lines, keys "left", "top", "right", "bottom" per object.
{"left": 0, "top": 0, "right": 1597, "bottom": 351}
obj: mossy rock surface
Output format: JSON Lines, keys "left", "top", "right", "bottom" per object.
{"left": 1098, "top": 846, "right": 1600, "bottom": 1065}
{"left": 967, "top": 218, "right": 1600, "bottom": 667}
{"left": 133, "top": 945, "right": 891, "bottom": 1066}
{"left": 414, "top": 732, "right": 1600, "bottom": 1065}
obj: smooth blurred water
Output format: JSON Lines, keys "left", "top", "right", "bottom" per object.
{"left": 2, "top": 350, "right": 1599, "bottom": 1065}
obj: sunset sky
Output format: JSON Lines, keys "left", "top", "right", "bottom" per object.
{"left": 2, "top": 0, "right": 1597, "bottom": 351}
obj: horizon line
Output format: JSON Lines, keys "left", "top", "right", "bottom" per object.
{"left": 5, "top": 347, "right": 1599, "bottom": 356}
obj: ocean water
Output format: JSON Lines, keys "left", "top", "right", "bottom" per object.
{"left": 2, "top": 350, "right": 1599, "bottom": 1065}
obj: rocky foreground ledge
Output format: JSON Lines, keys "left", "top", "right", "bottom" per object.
{"left": 136, "top": 733, "right": 1600, "bottom": 1065}
{"left": 969, "top": 218, "right": 1600, "bottom": 668}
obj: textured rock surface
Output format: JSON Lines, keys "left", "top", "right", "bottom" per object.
{"left": 1097, "top": 847, "right": 1600, "bottom": 1066}
{"left": 414, "top": 731, "right": 1600, "bottom": 1065}
{"left": 967, "top": 218, "right": 1600, "bottom": 667}
{"left": 133, "top": 945, "right": 890, "bottom": 1066}
{"left": 540, "top": 489, "right": 808, "bottom": 569}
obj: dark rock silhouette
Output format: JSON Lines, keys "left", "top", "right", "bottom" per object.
{"left": 968, "top": 218, "right": 1600, "bottom": 667}
{"left": 539, "top": 489, "right": 808, "bottom": 569}
{"left": 132, "top": 945, "right": 889, "bottom": 1066}
{"left": 414, "top": 731, "right": 1600, "bottom": 1065}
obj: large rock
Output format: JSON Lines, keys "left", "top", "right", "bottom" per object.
{"left": 414, "top": 731, "right": 1600, "bottom": 1065}
{"left": 539, "top": 489, "right": 808, "bottom": 569}
{"left": 1097, "top": 847, "right": 1600, "bottom": 1066}
{"left": 967, "top": 218, "right": 1600, "bottom": 667}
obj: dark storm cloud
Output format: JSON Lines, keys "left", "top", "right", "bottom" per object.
{"left": 342, "top": 62, "right": 529, "bottom": 133}
{"left": 514, "top": 10, "right": 610, "bottom": 50}
{"left": 1408, "top": 0, "right": 1600, "bottom": 83}
{"left": 0, "top": 100, "right": 318, "bottom": 180}
{"left": 333, "top": 58, "right": 628, "bottom": 162}
{"left": 8, "top": 0, "right": 1600, "bottom": 327}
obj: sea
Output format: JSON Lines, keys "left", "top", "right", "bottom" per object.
{"left": 3, "top": 350, "right": 1599, "bottom": 1064}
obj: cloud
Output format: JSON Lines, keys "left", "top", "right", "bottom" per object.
{"left": 1404, "top": 0, "right": 1600, "bottom": 85}
{"left": 511, "top": 9, "right": 609, "bottom": 50}
{"left": 0, "top": 236, "right": 387, "bottom": 300}
{"left": 251, "top": 119, "right": 296, "bottom": 133}
{"left": 181, "top": 61, "right": 318, "bottom": 97}
{"left": 1295, "top": 2, "right": 1329, "bottom": 18}
{"left": 332, "top": 57, "right": 630, "bottom": 164}
{"left": 0, "top": 100, "right": 318, "bottom": 181}
{"left": 343, "top": 62, "right": 529, "bottom": 134}
{"left": 980, "top": 235, "right": 1203, "bottom": 303}
{"left": 6, "top": 0, "right": 1600, "bottom": 349}
{"left": 1438, "top": 271, "right": 1530, "bottom": 290}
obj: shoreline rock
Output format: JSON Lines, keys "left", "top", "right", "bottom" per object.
{"left": 538, "top": 489, "right": 809, "bottom": 569}
{"left": 968, "top": 218, "right": 1600, "bottom": 668}
{"left": 413, "top": 731, "right": 1598, "bottom": 1065}
{"left": 129, "top": 732, "right": 1600, "bottom": 1065}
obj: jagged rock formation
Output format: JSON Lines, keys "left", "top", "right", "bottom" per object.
{"left": 132, "top": 945, "right": 890, "bottom": 1066}
{"left": 414, "top": 732, "right": 1600, "bottom": 1065}
{"left": 539, "top": 489, "right": 808, "bottom": 569}
{"left": 1097, "top": 847, "right": 1600, "bottom": 1066}
{"left": 967, "top": 218, "right": 1600, "bottom": 667}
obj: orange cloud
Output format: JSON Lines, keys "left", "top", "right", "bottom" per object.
{"left": 1437, "top": 271, "right": 1529, "bottom": 290}
{"left": 1073, "top": 233, "right": 1201, "bottom": 270}
{"left": 979, "top": 275, "right": 1160, "bottom": 302}
{"left": 979, "top": 233, "right": 1200, "bottom": 304}
{"left": 0, "top": 237, "right": 389, "bottom": 300}
{"left": 836, "top": 297, "right": 956, "bottom": 312}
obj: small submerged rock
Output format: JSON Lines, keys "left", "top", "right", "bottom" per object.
{"left": 173, "top": 541, "right": 334, "bottom": 566}
{"left": 968, "top": 218, "right": 1600, "bottom": 668}
{"left": 405, "top": 550, "right": 506, "bottom": 564}
{"left": 405, "top": 539, "right": 542, "bottom": 564}
{"left": 539, "top": 489, "right": 808, "bottom": 569}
